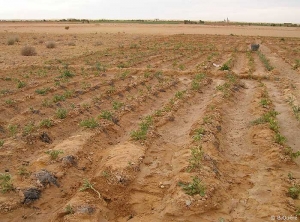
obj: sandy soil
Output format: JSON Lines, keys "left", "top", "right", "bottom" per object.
{"left": 0, "top": 23, "right": 300, "bottom": 222}
{"left": 0, "top": 22, "right": 300, "bottom": 37}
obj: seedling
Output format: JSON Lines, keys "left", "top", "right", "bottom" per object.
{"left": 285, "top": 147, "right": 300, "bottom": 159}
{"left": 79, "top": 179, "right": 101, "bottom": 199}
{"left": 287, "top": 185, "right": 300, "bottom": 199}
{"left": 45, "top": 150, "right": 64, "bottom": 160}
{"left": 257, "top": 51, "right": 274, "bottom": 71}
{"left": 17, "top": 80, "right": 26, "bottom": 88}
{"left": 40, "top": 118, "right": 53, "bottom": 128}
{"left": 188, "top": 145, "right": 204, "bottom": 171}
{"left": 18, "top": 167, "right": 30, "bottom": 177}
{"left": 99, "top": 110, "right": 113, "bottom": 121}
{"left": 56, "top": 108, "right": 68, "bottom": 119}
{"left": 193, "top": 128, "right": 205, "bottom": 141}
{"left": 0, "top": 173, "right": 13, "bottom": 193}
{"left": 112, "top": 101, "right": 124, "bottom": 110}
{"left": 0, "top": 140, "right": 4, "bottom": 147}
{"left": 80, "top": 118, "right": 99, "bottom": 128}
{"left": 175, "top": 91, "right": 185, "bottom": 99}
{"left": 274, "top": 133, "right": 286, "bottom": 145}
{"left": 53, "top": 94, "right": 66, "bottom": 103}
{"left": 178, "top": 176, "right": 205, "bottom": 196}
{"left": 35, "top": 87, "right": 50, "bottom": 95}
{"left": 23, "top": 122, "right": 35, "bottom": 136}
{"left": 65, "top": 204, "right": 74, "bottom": 214}
{"left": 8, "top": 124, "right": 18, "bottom": 137}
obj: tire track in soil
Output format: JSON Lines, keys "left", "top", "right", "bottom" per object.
{"left": 127, "top": 81, "right": 216, "bottom": 221}
{"left": 203, "top": 80, "right": 292, "bottom": 221}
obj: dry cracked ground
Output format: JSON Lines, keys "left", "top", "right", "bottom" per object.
{"left": 0, "top": 27, "right": 300, "bottom": 222}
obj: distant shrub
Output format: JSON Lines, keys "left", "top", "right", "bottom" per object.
{"left": 68, "top": 42, "right": 76, "bottom": 46}
{"left": 7, "top": 38, "right": 15, "bottom": 45}
{"left": 46, "top": 41, "right": 56, "bottom": 48}
{"left": 21, "top": 46, "right": 37, "bottom": 56}
{"left": 65, "top": 26, "right": 70, "bottom": 30}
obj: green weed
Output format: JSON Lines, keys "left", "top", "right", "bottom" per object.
{"left": 178, "top": 176, "right": 205, "bottom": 196}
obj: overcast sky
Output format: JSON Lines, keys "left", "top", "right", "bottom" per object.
{"left": 0, "top": 0, "right": 299, "bottom": 23}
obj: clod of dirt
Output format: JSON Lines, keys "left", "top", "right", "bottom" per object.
{"left": 35, "top": 170, "right": 59, "bottom": 187}
{"left": 61, "top": 155, "right": 77, "bottom": 167}
{"left": 40, "top": 132, "right": 52, "bottom": 143}
{"left": 22, "top": 188, "right": 41, "bottom": 204}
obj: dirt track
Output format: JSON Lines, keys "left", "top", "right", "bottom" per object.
{"left": 0, "top": 24, "right": 300, "bottom": 222}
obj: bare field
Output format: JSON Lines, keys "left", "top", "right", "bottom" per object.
{"left": 0, "top": 24, "right": 300, "bottom": 222}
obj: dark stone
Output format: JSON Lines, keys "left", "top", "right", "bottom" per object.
{"left": 35, "top": 170, "right": 59, "bottom": 187}
{"left": 40, "top": 132, "right": 52, "bottom": 143}
{"left": 23, "top": 188, "right": 41, "bottom": 204}
{"left": 62, "top": 155, "right": 77, "bottom": 167}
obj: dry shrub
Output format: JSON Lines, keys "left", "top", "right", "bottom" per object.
{"left": 65, "top": 26, "right": 70, "bottom": 30}
{"left": 46, "top": 41, "right": 56, "bottom": 49}
{"left": 68, "top": 42, "right": 76, "bottom": 46}
{"left": 21, "top": 46, "right": 37, "bottom": 56}
{"left": 7, "top": 36, "right": 19, "bottom": 45}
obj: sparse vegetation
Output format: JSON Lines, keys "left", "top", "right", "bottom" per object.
{"left": 257, "top": 51, "right": 274, "bottom": 71}
{"left": 35, "top": 87, "right": 50, "bottom": 95}
{"left": 98, "top": 110, "right": 113, "bottom": 121}
{"left": 0, "top": 140, "right": 4, "bottom": 147}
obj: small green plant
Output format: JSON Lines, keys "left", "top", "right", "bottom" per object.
{"left": 0, "top": 140, "right": 4, "bottom": 147}
{"left": 191, "top": 80, "right": 200, "bottom": 91}
{"left": 293, "top": 59, "right": 300, "bottom": 70}
{"left": 130, "top": 116, "right": 153, "bottom": 141}
{"left": 178, "top": 176, "right": 205, "bottom": 196}
{"left": 23, "top": 122, "right": 35, "bottom": 136}
{"left": 8, "top": 124, "right": 18, "bottom": 137}
{"left": 260, "top": 98, "right": 271, "bottom": 108}
{"left": 193, "top": 128, "right": 205, "bottom": 141}
{"left": 0, "top": 173, "right": 13, "bottom": 193}
{"left": 45, "top": 150, "right": 64, "bottom": 160}
{"left": 252, "top": 110, "right": 279, "bottom": 125}
{"left": 56, "top": 108, "right": 68, "bottom": 119}
{"left": 188, "top": 145, "right": 204, "bottom": 171}
{"left": 79, "top": 179, "right": 101, "bottom": 199}
{"left": 35, "top": 87, "right": 50, "bottom": 95}
{"left": 257, "top": 51, "right": 274, "bottom": 71}
{"left": 80, "top": 118, "right": 99, "bottom": 128}
{"left": 112, "top": 101, "right": 124, "bottom": 110}
{"left": 274, "top": 133, "right": 286, "bottom": 145}
{"left": 53, "top": 94, "right": 66, "bottom": 103}
{"left": 40, "top": 118, "right": 53, "bottom": 128}
{"left": 285, "top": 147, "right": 300, "bottom": 159}
{"left": 18, "top": 167, "right": 30, "bottom": 177}
{"left": 220, "top": 63, "right": 229, "bottom": 71}
{"left": 63, "top": 90, "right": 74, "bottom": 98}
{"left": 42, "top": 98, "right": 53, "bottom": 107}
{"left": 287, "top": 185, "right": 300, "bottom": 199}
{"left": 5, "top": 99, "right": 15, "bottom": 106}
{"left": 203, "top": 116, "right": 212, "bottom": 124}
{"left": 175, "top": 91, "right": 185, "bottom": 99}
{"left": 65, "top": 204, "right": 74, "bottom": 214}
{"left": 59, "top": 69, "right": 74, "bottom": 79}
{"left": 99, "top": 110, "right": 113, "bottom": 121}
{"left": 17, "top": 80, "right": 26, "bottom": 88}
{"left": 179, "top": 64, "right": 185, "bottom": 70}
